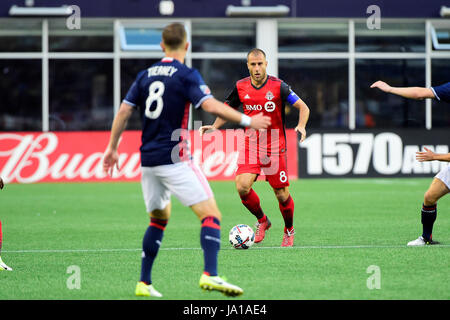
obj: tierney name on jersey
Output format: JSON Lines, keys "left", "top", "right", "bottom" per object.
{"left": 147, "top": 65, "right": 178, "bottom": 77}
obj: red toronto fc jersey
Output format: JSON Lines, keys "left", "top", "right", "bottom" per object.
{"left": 225, "top": 75, "right": 295, "bottom": 157}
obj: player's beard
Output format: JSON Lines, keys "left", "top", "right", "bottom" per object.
{"left": 251, "top": 71, "right": 266, "bottom": 85}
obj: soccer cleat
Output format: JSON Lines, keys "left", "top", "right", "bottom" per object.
{"left": 199, "top": 274, "right": 243, "bottom": 297}
{"left": 254, "top": 218, "right": 271, "bottom": 243}
{"left": 281, "top": 228, "right": 295, "bottom": 247}
{"left": 0, "top": 257, "right": 12, "bottom": 271}
{"left": 407, "top": 236, "right": 440, "bottom": 246}
{"left": 135, "top": 281, "right": 163, "bottom": 297}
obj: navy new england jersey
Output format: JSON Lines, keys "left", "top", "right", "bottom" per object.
{"left": 123, "top": 57, "right": 212, "bottom": 167}
{"left": 431, "top": 82, "right": 450, "bottom": 103}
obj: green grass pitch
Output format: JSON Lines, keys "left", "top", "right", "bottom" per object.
{"left": 0, "top": 178, "right": 449, "bottom": 300}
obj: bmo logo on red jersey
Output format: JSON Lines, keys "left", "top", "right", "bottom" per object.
{"left": 244, "top": 102, "right": 276, "bottom": 112}
{"left": 245, "top": 104, "right": 263, "bottom": 111}
{"left": 264, "top": 101, "right": 276, "bottom": 112}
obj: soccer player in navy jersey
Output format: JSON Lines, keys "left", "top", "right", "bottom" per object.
{"left": 371, "top": 80, "right": 450, "bottom": 246}
{"left": 0, "top": 177, "right": 13, "bottom": 271}
{"left": 102, "top": 23, "right": 270, "bottom": 297}
{"left": 199, "top": 49, "right": 310, "bottom": 247}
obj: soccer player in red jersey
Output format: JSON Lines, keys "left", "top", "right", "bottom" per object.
{"left": 200, "top": 49, "right": 310, "bottom": 247}
{"left": 0, "top": 177, "right": 13, "bottom": 271}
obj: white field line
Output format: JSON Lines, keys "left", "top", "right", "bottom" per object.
{"left": 4, "top": 244, "right": 450, "bottom": 253}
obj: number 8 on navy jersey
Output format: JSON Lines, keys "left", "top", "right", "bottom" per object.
{"left": 123, "top": 57, "right": 213, "bottom": 167}
{"left": 145, "top": 81, "right": 165, "bottom": 119}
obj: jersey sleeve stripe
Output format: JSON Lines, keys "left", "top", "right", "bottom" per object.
{"left": 430, "top": 87, "right": 440, "bottom": 101}
{"left": 122, "top": 99, "right": 137, "bottom": 107}
{"left": 193, "top": 94, "right": 213, "bottom": 109}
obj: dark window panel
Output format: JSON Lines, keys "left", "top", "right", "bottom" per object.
{"left": 356, "top": 59, "right": 425, "bottom": 128}
{"left": 355, "top": 22, "right": 425, "bottom": 52}
{"left": 192, "top": 22, "right": 256, "bottom": 52}
{"left": 279, "top": 59, "right": 349, "bottom": 128}
{"left": 0, "top": 60, "right": 42, "bottom": 131}
{"left": 192, "top": 59, "right": 249, "bottom": 129}
{"left": 48, "top": 18, "right": 113, "bottom": 52}
{"left": 49, "top": 36, "right": 113, "bottom": 52}
{"left": 0, "top": 36, "right": 41, "bottom": 52}
{"left": 0, "top": 19, "right": 42, "bottom": 52}
{"left": 278, "top": 22, "right": 348, "bottom": 52}
{"left": 49, "top": 59, "right": 113, "bottom": 131}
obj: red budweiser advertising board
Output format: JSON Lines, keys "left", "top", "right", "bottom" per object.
{"left": 0, "top": 130, "right": 298, "bottom": 183}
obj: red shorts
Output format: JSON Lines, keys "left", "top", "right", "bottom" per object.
{"left": 236, "top": 150, "right": 289, "bottom": 189}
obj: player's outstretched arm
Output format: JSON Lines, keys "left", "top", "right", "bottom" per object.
{"left": 201, "top": 97, "right": 270, "bottom": 130}
{"left": 416, "top": 147, "right": 450, "bottom": 162}
{"left": 103, "top": 102, "right": 134, "bottom": 176}
{"left": 292, "top": 98, "right": 310, "bottom": 143}
{"left": 370, "top": 80, "right": 435, "bottom": 100}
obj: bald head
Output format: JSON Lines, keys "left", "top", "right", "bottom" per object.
{"left": 247, "top": 48, "right": 266, "bottom": 61}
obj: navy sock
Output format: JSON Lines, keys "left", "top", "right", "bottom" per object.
{"left": 421, "top": 204, "right": 437, "bottom": 241}
{"left": 140, "top": 218, "right": 168, "bottom": 284}
{"left": 200, "top": 217, "right": 221, "bottom": 277}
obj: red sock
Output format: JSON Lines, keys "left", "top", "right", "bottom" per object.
{"left": 279, "top": 196, "right": 294, "bottom": 230}
{"left": 240, "top": 189, "right": 265, "bottom": 221}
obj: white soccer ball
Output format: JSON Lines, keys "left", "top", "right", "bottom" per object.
{"left": 229, "top": 224, "right": 255, "bottom": 249}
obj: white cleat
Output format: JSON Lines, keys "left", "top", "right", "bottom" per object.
{"left": 407, "top": 236, "right": 426, "bottom": 246}
{"left": 146, "top": 284, "right": 163, "bottom": 297}
{"left": 407, "top": 236, "right": 440, "bottom": 247}
{"left": 135, "top": 281, "right": 163, "bottom": 297}
{"left": 199, "top": 274, "right": 243, "bottom": 297}
{"left": 0, "top": 257, "right": 13, "bottom": 271}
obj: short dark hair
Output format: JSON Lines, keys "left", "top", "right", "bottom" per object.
{"left": 162, "top": 23, "right": 187, "bottom": 50}
{"left": 247, "top": 48, "right": 266, "bottom": 60}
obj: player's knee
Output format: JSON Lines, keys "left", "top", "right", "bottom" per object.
{"left": 150, "top": 207, "right": 170, "bottom": 220}
{"left": 423, "top": 191, "right": 438, "bottom": 206}
{"left": 209, "top": 211, "right": 222, "bottom": 221}
{"left": 191, "top": 198, "right": 222, "bottom": 222}
{"left": 199, "top": 211, "right": 221, "bottom": 222}
{"left": 274, "top": 187, "right": 290, "bottom": 203}
{"left": 236, "top": 181, "right": 252, "bottom": 197}
{"left": 236, "top": 186, "right": 251, "bottom": 197}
